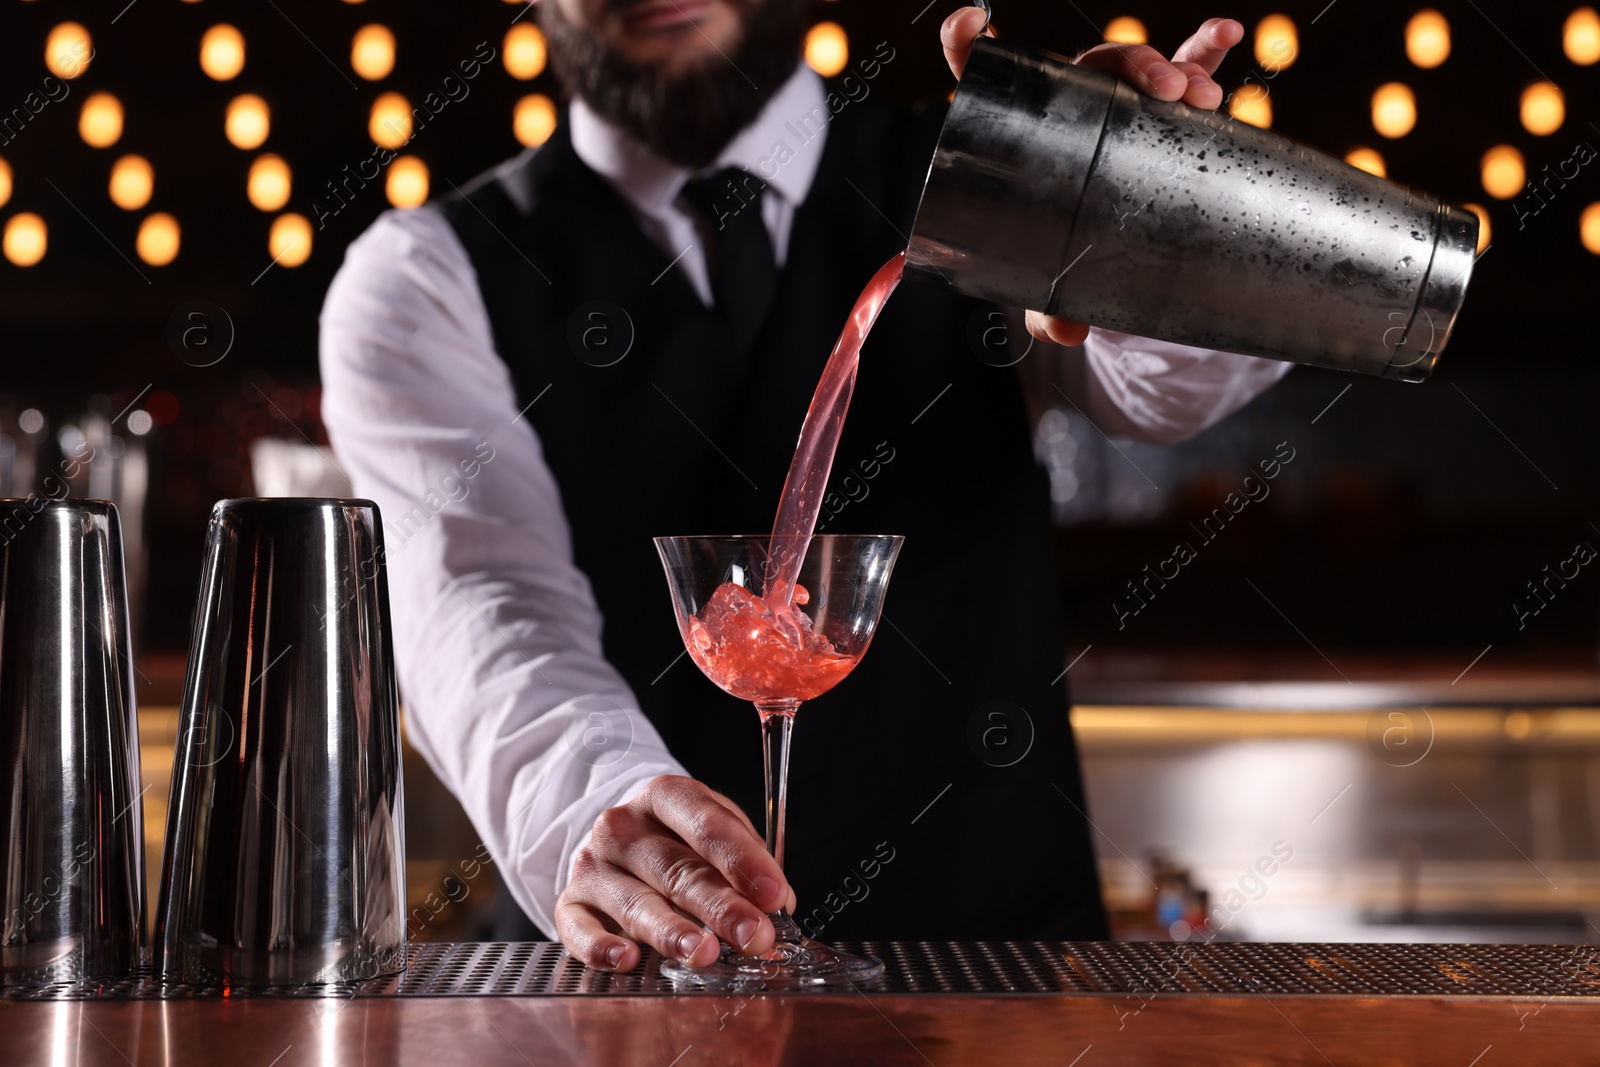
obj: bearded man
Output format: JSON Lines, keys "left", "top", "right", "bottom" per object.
{"left": 320, "top": 3, "right": 1284, "bottom": 970}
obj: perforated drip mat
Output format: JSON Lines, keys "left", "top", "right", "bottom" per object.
{"left": 9, "top": 941, "right": 1600, "bottom": 1000}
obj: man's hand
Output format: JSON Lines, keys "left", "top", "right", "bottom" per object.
{"left": 555, "top": 775, "right": 795, "bottom": 971}
{"left": 939, "top": 9, "right": 1245, "bottom": 347}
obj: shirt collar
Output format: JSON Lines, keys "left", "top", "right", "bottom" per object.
{"left": 569, "top": 61, "right": 828, "bottom": 218}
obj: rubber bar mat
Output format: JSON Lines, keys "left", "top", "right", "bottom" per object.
{"left": 7, "top": 941, "right": 1600, "bottom": 1000}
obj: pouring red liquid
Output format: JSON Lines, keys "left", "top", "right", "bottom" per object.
{"left": 686, "top": 251, "right": 906, "bottom": 699}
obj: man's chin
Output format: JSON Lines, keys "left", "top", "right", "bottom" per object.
{"left": 543, "top": 0, "right": 805, "bottom": 169}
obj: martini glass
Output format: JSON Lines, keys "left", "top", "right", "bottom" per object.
{"left": 653, "top": 533, "right": 904, "bottom": 990}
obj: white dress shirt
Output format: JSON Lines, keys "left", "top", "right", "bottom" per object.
{"left": 319, "top": 63, "right": 1291, "bottom": 937}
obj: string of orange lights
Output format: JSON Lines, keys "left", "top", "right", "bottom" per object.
{"left": 3, "top": 7, "right": 1598, "bottom": 269}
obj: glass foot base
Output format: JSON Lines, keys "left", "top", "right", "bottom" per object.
{"left": 659, "top": 937, "right": 884, "bottom": 992}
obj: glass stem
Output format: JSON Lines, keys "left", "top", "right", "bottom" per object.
{"left": 756, "top": 700, "right": 803, "bottom": 943}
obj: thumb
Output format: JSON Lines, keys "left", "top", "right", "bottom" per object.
{"left": 941, "top": 6, "right": 994, "bottom": 80}
{"left": 1026, "top": 310, "right": 1091, "bottom": 347}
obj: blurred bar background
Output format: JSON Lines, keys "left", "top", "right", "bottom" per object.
{"left": 1, "top": 1, "right": 1597, "bottom": 943}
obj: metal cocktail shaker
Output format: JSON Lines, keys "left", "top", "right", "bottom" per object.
{"left": 155, "top": 498, "right": 406, "bottom": 985}
{"left": 0, "top": 499, "right": 144, "bottom": 987}
{"left": 907, "top": 36, "right": 1480, "bottom": 381}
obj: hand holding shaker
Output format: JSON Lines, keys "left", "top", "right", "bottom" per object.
{"left": 155, "top": 499, "right": 406, "bottom": 985}
{"left": 907, "top": 35, "right": 1480, "bottom": 380}
{"left": 0, "top": 500, "right": 144, "bottom": 988}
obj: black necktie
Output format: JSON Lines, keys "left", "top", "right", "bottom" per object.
{"left": 679, "top": 166, "right": 777, "bottom": 353}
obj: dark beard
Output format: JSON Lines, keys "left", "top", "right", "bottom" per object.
{"left": 541, "top": 0, "right": 808, "bottom": 169}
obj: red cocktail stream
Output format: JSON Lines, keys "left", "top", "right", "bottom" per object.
{"left": 689, "top": 252, "right": 906, "bottom": 700}
{"left": 765, "top": 250, "right": 906, "bottom": 604}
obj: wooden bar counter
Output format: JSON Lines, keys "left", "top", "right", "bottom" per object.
{"left": 4, "top": 941, "right": 1599, "bottom": 1066}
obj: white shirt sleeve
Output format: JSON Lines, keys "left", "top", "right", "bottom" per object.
{"left": 318, "top": 206, "right": 687, "bottom": 938}
{"left": 1053, "top": 326, "right": 1293, "bottom": 445}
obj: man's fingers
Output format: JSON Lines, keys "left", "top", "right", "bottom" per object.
{"left": 587, "top": 866, "right": 722, "bottom": 967}
{"left": 940, "top": 6, "right": 994, "bottom": 81}
{"left": 554, "top": 898, "right": 637, "bottom": 972}
{"left": 1172, "top": 60, "right": 1224, "bottom": 110}
{"left": 1075, "top": 43, "right": 1188, "bottom": 101}
{"left": 703, "top": 791, "right": 794, "bottom": 913}
{"left": 623, "top": 839, "right": 777, "bottom": 956}
{"left": 1171, "top": 17, "right": 1244, "bottom": 76}
{"left": 1026, "top": 310, "right": 1090, "bottom": 347}
{"left": 706, "top": 788, "right": 762, "bottom": 840}
{"left": 645, "top": 780, "right": 791, "bottom": 913}
{"left": 702, "top": 789, "right": 795, "bottom": 909}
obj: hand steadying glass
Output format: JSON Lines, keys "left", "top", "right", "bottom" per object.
{"left": 653, "top": 533, "right": 903, "bottom": 990}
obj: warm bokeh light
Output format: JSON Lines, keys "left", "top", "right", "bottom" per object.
{"left": 1520, "top": 81, "right": 1565, "bottom": 135}
{"left": 1405, "top": 9, "right": 1450, "bottom": 67}
{"left": 1481, "top": 145, "right": 1526, "bottom": 200}
{"left": 79, "top": 92, "right": 124, "bottom": 149}
{"left": 45, "top": 23, "right": 92, "bottom": 79}
{"left": 1462, "top": 202, "right": 1491, "bottom": 254}
{"left": 268, "top": 213, "right": 312, "bottom": 267}
{"left": 1254, "top": 15, "right": 1298, "bottom": 72}
{"left": 1371, "top": 82, "right": 1416, "bottom": 138}
{"left": 1579, "top": 202, "right": 1600, "bottom": 253}
{"left": 1581, "top": 202, "right": 1600, "bottom": 254}
{"left": 1344, "top": 147, "right": 1386, "bottom": 178}
{"left": 1228, "top": 84, "right": 1271, "bottom": 128}
{"left": 136, "top": 212, "right": 180, "bottom": 266}
{"left": 3, "top": 213, "right": 47, "bottom": 267}
{"left": 351, "top": 24, "right": 395, "bottom": 80}
{"left": 513, "top": 94, "right": 557, "bottom": 148}
{"left": 1104, "top": 17, "right": 1147, "bottom": 44}
{"left": 1566, "top": 7, "right": 1600, "bottom": 65}
{"left": 247, "top": 154, "right": 292, "bottom": 212}
{"left": 386, "top": 155, "right": 429, "bottom": 208}
{"left": 369, "top": 92, "right": 413, "bottom": 149}
{"left": 0, "top": 158, "right": 11, "bottom": 210}
{"left": 225, "top": 94, "right": 270, "bottom": 150}
{"left": 805, "top": 22, "right": 849, "bottom": 77}
{"left": 503, "top": 24, "right": 547, "bottom": 80}
{"left": 109, "top": 155, "right": 153, "bottom": 210}
{"left": 200, "top": 24, "right": 246, "bottom": 81}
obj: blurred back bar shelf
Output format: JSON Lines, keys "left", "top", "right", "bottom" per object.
{"left": 127, "top": 646, "right": 1600, "bottom": 947}
{"left": 1073, "top": 648, "right": 1600, "bottom": 944}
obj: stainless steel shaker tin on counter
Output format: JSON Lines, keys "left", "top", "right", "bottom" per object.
{"left": 0, "top": 499, "right": 144, "bottom": 988}
{"left": 907, "top": 36, "right": 1480, "bottom": 381}
{"left": 155, "top": 498, "right": 406, "bottom": 985}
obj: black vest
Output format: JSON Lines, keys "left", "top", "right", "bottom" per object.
{"left": 439, "top": 98, "right": 1106, "bottom": 941}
